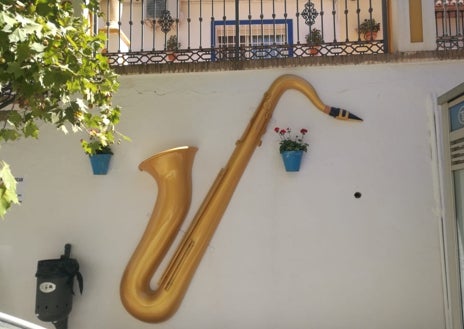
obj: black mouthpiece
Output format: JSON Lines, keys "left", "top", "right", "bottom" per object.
{"left": 329, "top": 107, "right": 363, "bottom": 121}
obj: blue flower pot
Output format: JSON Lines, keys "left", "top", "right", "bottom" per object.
{"left": 89, "top": 154, "right": 112, "bottom": 175}
{"left": 281, "top": 151, "right": 304, "bottom": 172}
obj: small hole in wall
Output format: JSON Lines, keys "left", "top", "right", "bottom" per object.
{"left": 354, "top": 192, "right": 362, "bottom": 199}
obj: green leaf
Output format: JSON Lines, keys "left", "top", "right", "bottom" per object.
{"left": 23, "top": 121, "right": 39, "bottom": 138}
{"left": 30, "top": 42, "right": 45, "bottom": 53}
{"left": 7, "top": 111, "right": 22, "bottom": 126}
{"left": 43, "top": 69, "right": 72, "bottom": 87}
{"left": 0, "top": 12, "right": 17, "bottom": 33}
{"left": 6, "top": 62, "right": 24, "bottom": 78}
{"left": 0, "top": 129, "right": 21, "bottom": 141}
{"left": 0, "top": 161, "right": 19, "bottom": 218}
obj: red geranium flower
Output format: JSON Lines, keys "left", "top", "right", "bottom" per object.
{"left": 274, "top": 126, "right": 309, "bottom": 153}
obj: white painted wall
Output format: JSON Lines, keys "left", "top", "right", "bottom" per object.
{"left": 1, "top": 60, "right": 464, "bottom": 329}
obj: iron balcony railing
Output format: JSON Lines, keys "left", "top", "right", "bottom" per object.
{"left": 97, "top": 0, "right": 388, "bottom": 66}
{"left": 435, "top": 0, "right": 464, "bottom": 50}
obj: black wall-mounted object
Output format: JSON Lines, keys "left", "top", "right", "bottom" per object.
{"left": 35, "top": 244, "right": 83, "bottom": 329}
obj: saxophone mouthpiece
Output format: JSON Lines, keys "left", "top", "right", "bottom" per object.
{"left": 328, "top": 107, "right": 363, "bottom": 121}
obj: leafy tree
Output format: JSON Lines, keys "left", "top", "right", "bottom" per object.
{"left": 0, "top": 0, "right": 122, "bottom": 217}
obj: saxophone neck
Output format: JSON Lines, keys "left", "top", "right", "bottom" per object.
{"left": 260, "top": 74, "right": 363, "bottom": 122}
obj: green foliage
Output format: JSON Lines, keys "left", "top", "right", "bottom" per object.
{"left": 305, "top": 28, "right": 323, "bottom": 45}
{"left": 166, "top": 35, "right": 180, "bottom": 51}
{"left": 82, "top": 138, "right": 114, "bottom": 155}
{"left": 0, "top": 0, "right": 123, "bottom": 216}
{"left": 0, "top": 161, "right": 18, "bottom": 218}
{"left": 274, "top": 127, "right": 309, "bottom": 153}
{"left": 358, "top": 18, "right": 381, "bottom": 34}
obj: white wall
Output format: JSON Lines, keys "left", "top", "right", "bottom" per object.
{"left": 1, "top": 60, "right": 464, "bottom": 329}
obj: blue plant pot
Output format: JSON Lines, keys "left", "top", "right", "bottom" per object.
{"left": 281, "top": 151, "right": 304, "bottom": 172}
{"left": 89, "top": 154, "right": 112, "bottom": 175}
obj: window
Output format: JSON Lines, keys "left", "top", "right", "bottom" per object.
{"left": 212, "top": 19, "right": 293, "bottom": 60}
{"left": 146, "top": 0, "right": 166, "bottom": 19}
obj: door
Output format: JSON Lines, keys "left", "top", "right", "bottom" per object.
{"left": 439, "top": 86, "right": 464, "bottom": 329}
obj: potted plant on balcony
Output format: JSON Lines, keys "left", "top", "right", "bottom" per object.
{"left": 358, "top": 18, "right": 381, "bottom": 41}
{"left": 305, "top": 28, "right": 323, "bottom": 55}
{"left": 274, "top": 127, "right": 309, "bottom": 172}
{"left": 166, "top": 35, "right": 180, "bottom": 62}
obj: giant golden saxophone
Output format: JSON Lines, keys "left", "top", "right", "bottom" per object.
{"left": 120, "top": 74, "right": 362, "bottom": 323}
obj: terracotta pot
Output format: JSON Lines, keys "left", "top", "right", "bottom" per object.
{"left": 166, "top": 52, "right": 176, "bottom": 62}
{"left": 363, "top": 31, "right": 378, "bottom": 41}
{"left": 309, "top": 47, "right": 319, "bottom": 55}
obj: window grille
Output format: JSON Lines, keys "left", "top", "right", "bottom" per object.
{"left": 213, "top": 20, "right": 293, "bottom": 60}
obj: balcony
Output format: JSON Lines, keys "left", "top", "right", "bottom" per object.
{"left": 97, "top": 0, "right": 388, "bottom": 66}
{"left": 435, "top": 0, "right": 464, "bottom": 49}
{"left": 97, "top": 0, "right": 464, "bottom": 68}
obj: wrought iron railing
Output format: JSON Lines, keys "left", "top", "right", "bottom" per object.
{"left": 435, "top": 0, "right": 464, "bottom": 50}
{"left": 96, "top": 0, "right": 388, "bottom": 66}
